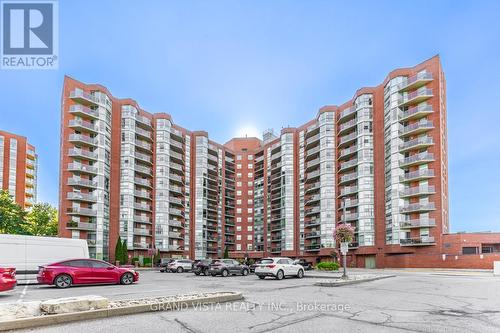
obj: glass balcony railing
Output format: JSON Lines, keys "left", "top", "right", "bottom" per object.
{"left": 400, "top": 218, "right": 436, "bottom": 229}
{"left": 400, "top": 169, "right": 435, "bottom": 182}
{"left": 401, "top": 202, "right": 436, "bottom": 213}
{"left": 399, "top": 104, "right": 433, "bottom": 121}
{"left": 400, "top": 121, "right": 434, "bottom": 137}
{"left": 400, "top": 185, "right": 436, "bottom": 197}
{"left": 398, "top": 71, "right": 433, "bottom": 92}
{"left": 400, "top": 152, "right": 434, "bottom": 167}
{"left": 400, "top": 236, "right": 435, "bottom": 246}
{"left": 399, "top": 136, "right": 433, "bottom": 152}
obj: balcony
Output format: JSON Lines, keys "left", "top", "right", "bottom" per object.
{"left": 135, "top": 127, "right": 152, "bottom": 140}
{"left": 67, "top": 177, "right": 97, "bottom": 188}
{"left": 169, "top": 220, "right": 184, "bottom": 228}
{"left": 400, "top": 152, "right": 434, "bottom": 168}
{"left": 69, "top": 119, "right": 97, "bottom": 133}
{"left": 400, "top": 185, "right": 436, "bottom": 198}
{"left": 134, "top": 215, "right": 152, "bottom": 224}
{"left": 169, "top": 185, "right": 184, "bottom": 195}
{"left": 170, "top": 161, "right": 184, "bottom": 172}
{"left": 339, "top": 106, "right": 356, "bottom": 121}
{"left": 67, "top": 192, "right": 97, "bottom": 202}
{"left": 133, "top": 243, "right": 150, "bottom": 250}
{"left": 135, "top": 164, "right": 152, "bottom": 175}
{"left": 68, "top": 148, "right": 98, "bottom": 161}
{"left": 338, "top": 118, "right": 357, "bottom": 134}
{"left": 304, "top": 232, "right": 321, "bottom": 239}
{"left": 399, "top": 136, "right": 434, "bottom": 153}
{"left": 399, "top": 104, "right": 433, "bottom": 122}
{"left": 305, "top": 182, "right": 320, "bottom": 193}
{"left": 339, "top": 172, "right": 358, "bottom": 185}
{"left": 339, "top": 185, "right": 358, "bottom": 197}
{"left": 69, "top": 134, "right": 98, "bottom": 146}
{"left": 66, "top": 221, "right": 96, "bottom": 231}
{"left": 398, "top": 88, "right": 433, "bottom": 107}
{"left": 400, "top": 169, "right": 435, "bottom": 182}
{"left": 134, "top": 177, "right": 152, "bottom": 188}
{"left": 339, "top": 145, "right": 359, "bottom": 160}
{"left": 135, "top": 152, "right": 153, "bottom": 164}
{"left": 340, "top": 213, "right": 359, "bottom": 222}
{"left": 170, "top": 140, "right": 184, "bottom": 151}
{"left": 401, "top": 202, "right": 436, "bottom": 213}
{"left": 134, "top": 228, "right": 152, "bottom": 236}
{"left": 400, "top": 121, "right": 434, "bottom": 137}
{"left": 134, "top": 190, "right": 151, "bottom": 199}
{"left": 306, "top": 146, "right": 320, "bottom": 158}
{"left": 339, "top": 199, "right": 358, "bottom": 210}
{"left": 69, "top": 104, "right": 99, "bottom": 119}
{"left": 398, "top": 71, "right": 433, "bottom": 92}
{"left": 134, "top": 203, "right": 152, "bottom": 212}
{"left": 69, "top": 89, "right": 97, "bottom": 106}
{"left": 305, "top": 207, "right": 321, "bottom": 217}
{"left": 305, "top": 158, "right": 320, "bottom": 170}
{"left": 67, "top": 163, "right": 98, "bottom": 174}
{"left": 169, "top": 197, "right": 184, "bottom": 206}
{"left": 338, "top": 131, "right": 358, "bottom": 147}
{"left": 339, "top": 158, "right": 358, "bottom": 172}
{"left": 304, "top": 194, "right": 321, "bottom": 206}
{"left": 170, "top": 173, "right": 184, "bottom": 184}
{"left": 400, "top": 218, "right": 436, "bottom": 229}
{"left": 135, "top": 114, "right": 152, "bottom": 127}
{"left": 66, "top": 207, "right": 97, "bottom": 217}
{"left": 305, "top": 170, "right": 320, "bottom": 181}
{"left": 400, "top": 236, "right": 436, "bottom": 246}
{"left": 170, "top": 151, "right": 184, "bottom": 162}
{"left": 135, "top": 140, "right": 152, "bottom": 151}
{"left": 169, "top": 231, "right": 183, "bottom": 239}
{"left": 305, "top": 244, "right": 321, "bottom": 251}
{"left": 170, "top": 208, "right": 184, "bottom": 218}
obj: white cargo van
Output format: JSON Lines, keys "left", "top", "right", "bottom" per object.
{"left": 0, "top": 234, "right": 89, "bottom": 283}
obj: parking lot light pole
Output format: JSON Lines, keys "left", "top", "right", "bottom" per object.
{"left": 341, "top": 198, "right": 348, "bottom": 279}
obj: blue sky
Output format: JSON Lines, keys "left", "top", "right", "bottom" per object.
{"left": 1, "top": 0, "right": 499, "bottom": 232}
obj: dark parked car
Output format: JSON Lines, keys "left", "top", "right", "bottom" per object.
{"left": 249, "top": 260, "right": 261, "bottom": 273}
{"left": 193, "top": 259, "right": 213, "bottom": 276}
{"left": 294, "top": 259, "right": 313, "bottom": 270}
{"left": 208, "top": 259, "right": 249, "bottom": 277}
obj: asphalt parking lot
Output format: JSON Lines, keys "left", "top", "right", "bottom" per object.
{"left": 1, "top": 269, "right": 500, "bottom": 333}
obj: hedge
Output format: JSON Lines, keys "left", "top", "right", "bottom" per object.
{"left": 316, "top": 262, "right": 340, "bottom": 271}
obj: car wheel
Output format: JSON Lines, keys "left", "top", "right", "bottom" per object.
{"left": 194, "top": 272, "right": 200, "bottom": 276}
{"left": 176, "top": 267, "right": 184, "bottom": 273}
{"left": 221, "top": 269, "right": 229, "bottom": 277}
{"left": 297, "top": 269, "right": 304, "bottom": 279}
{"left": 202, "top": 269, "right": 208, "bottom": 276}
{"left": 258, "top": 276, "right": 265, "bottom": 280}
{"left": 242, "top": 269, "right": 249, "bottom": 276}
{"left": 121, "top": 272, "right": 134, "bottom": 285}
{"left": 211, "top": 273, "right": 217, "bottom": 277}
{"left": 276, "top": 270, "right": 284, "bottom": 280}
{"left": 54, "top": 274, "right": 72, "bottom": 288}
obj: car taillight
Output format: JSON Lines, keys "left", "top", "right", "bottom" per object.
{"left": 2, "top": 269, "right": 15, "bottom": 278}
{"left": 266, "top": 264, "right": 276, "bottom": 268}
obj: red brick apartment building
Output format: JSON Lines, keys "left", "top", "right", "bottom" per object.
{"left": 58, "top": 55, "right": 500, "bottom": 268}
{"left": 0, "top": 130, "right": 37, "bottom": 209}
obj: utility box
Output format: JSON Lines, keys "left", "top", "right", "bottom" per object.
{"left": 494, "top": 261, "right": 500, "bottom": 276}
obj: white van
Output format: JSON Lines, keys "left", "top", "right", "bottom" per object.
{"left": 0, "top": 234, "right": 89, "bottom": 283}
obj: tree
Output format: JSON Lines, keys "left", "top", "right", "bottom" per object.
{"left": 25, "top": 203, "right": 58, "bottom": 236}
{"left": 0, "top": 190, "right": 28, "bottom": 234}
{"left": 122, "top": 239, "right": 128, "bottom": 264}
{"left": 223, "top": 247, "right": 229, "bottom": 259}
{"left": 115, "top": 236, "right": 123, "bottom": 264}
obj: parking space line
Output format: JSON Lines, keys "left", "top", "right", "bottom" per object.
{"left": 16, "top": 280, "right": 30, "bottom": 303}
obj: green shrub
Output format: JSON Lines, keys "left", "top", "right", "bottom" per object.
{"left": 316, "top": 262, "right": 340, "bottom": 271}
{"left": 143, "top": 257, "right": 152, "bottom": 266}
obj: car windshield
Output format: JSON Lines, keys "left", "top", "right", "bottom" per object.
{"left": 260, "top": 259, "right": 274, "bottom": 264}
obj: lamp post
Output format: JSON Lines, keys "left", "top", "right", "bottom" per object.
{"left": 341, "top": 197, "right": 348, "bottom": 279}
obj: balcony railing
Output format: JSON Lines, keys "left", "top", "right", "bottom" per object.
{"left": 134, "top": 215, "right": 152, "bottom": 224}
{"left": 400, "top": 218, "right": 436, "bottom": 229}
{"left": 338, "top": 131, "right": 357, "bottom": 146}
{"left": 134, "top": 178, "right": 152, "bottom": 187}
{"left": 399, "top": 104, "right": 433, "bottom": 121}
{"left": 340, "top": 213, "right": 358, "bottom": 222}
{"left": 134, "top": 228, "right": 152, "bottom": 236}
{"left": 68, "top": 177, "right": 97, "bottom": 188}
{"left": 401, "top": 202, "right": 436, "bottom": 213}
{"left": 68, "top": 163, "right": 98, "bottom": 174}
{"left": 134, "top": 203, "right": 152, "bottom": 211}
{"left": 339, "top": 186, "right": 358, "bottom": 197}
{"left": 134, "top": 190, "right": 151, "bottom": 199}
{"left": 135, "top": 114, "right": 152, "bottom": 127}
{"left": 400, "top": 121, "right": 434, "bottom": 137}
{"left": 398, "top": 71, "right": 433, "bottom": 92}
{"left": 169, "top": 220, "right": 183, "bottom": 228}
{"left": 68, "top": 148, "right": 98, "bottom": 160}
{"left": 69, "top": 119, "right": 97, "bottom": 132}
{"left": 135, "top": 164, "right": 152, "bottom": 175}
{"left": 69, "top": 89, "right": 97, "bottom": 105}
{"left": 400, "top": 185, "right": 436, "bottom": 197}
{"left": 400, "top": 152, "right": 434, "bottom": 167}
{"left": 135, "top": 127, "right": 152, "bottom": 139}
{"left": 339, "top": 118, "right": 357, "bottom": 133}
{"left": 399, "top": 136, "right": 433, "bottom": 152}
{"left": 135, "top": 140, "right": 152, "bottom": 151}
{"left": 66, "top": 207, "right": 97, "bottom": 216}
{"left": 69, "top": 104, "right": 99, "bottom": 119}
{"left": 69, "top": 134, "right": 98, "bottom": 146}
{"left": 67, "top": 192, "right": 97, "bottom": 202}
{"left": 339, "top": 199, "right": 359, "bottom": 209}
{"left": 66, "top": 221, "right": 96, "bottom": 231}
{"left": 400, "top": 236, "right": 435, "bottom": 246}
{"left": 400, "top": 169, "right": 435, "bottom": 182}
{"left": 398, "top": 88, "right": 433, "bottom": 107}
{"left": 339, "top": 158, "right": 358, "bottom": 171}
{"left": 339, "top": 106, "right": 356, "bottom": 120}
{"left": 135, "top": 152, "right": 153, "bottom": 164}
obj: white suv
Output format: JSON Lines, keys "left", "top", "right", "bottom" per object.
{"left": 167, "top": 259, "right": 193, "bottom": 273}
{"left": 255, "top": 257, "right": 304, "bottom": 280}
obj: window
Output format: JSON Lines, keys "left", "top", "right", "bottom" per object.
{"left": 62, "top": 260, "right": 91, "bottom": 268}
{"left": 248, "top": 172, "right": 253, "bottom": 178}
{"left": 236, "top": 235, "right": 241, "bottom": 240}
{"left": 247, "top": 235, "right": 253, "bottom": 240}
{"left": 247, "top": 181, "right": 253, "bottom": 186}
{"left": 248, "top": 190, "right": 253, "bottom": 195}
{"left": 237, "top": 164, "right": 242, "bottom": 169}
{"left": 236, "top": 199, "right": 242, "bottom": 205}
{"left": 236, "top": 226, "right": 242, "bottom": 231}
{"left": 247, "top": 226, "right": 253, "bottom": 231}
{"left": 248, "top": 155, "right": 254, "bottom": 160}
{"left": 236, "top": 208, "right": 242, "bottom": 214}
{"left": 462, "top": 247, "right": 478, "bottom": 255}
{"left": 236, "top": 190, "right": 242, "bottom": 196}
{"left": 248, "top": 164, "right": 253, "bottom": 169}
{"left": 237, "top": 173, "right": 242, "bottom": 178}
{"left": 236, "top": 217, "right": 241, "bottom": 223}
{"left": 236, "top": 155, "right": 242, "bottom": 160}
{"left": 90, "top": 260, "right": 113, "bottom": 268}
{"left": 236, "top": 244, "right": 241, "bottom": 250}
{"left": 237, "top": 182, "right": 242, "bottom": 187}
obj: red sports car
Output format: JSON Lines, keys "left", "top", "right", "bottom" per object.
{"left": 0, "top": 267, "right": 16, "bottom": 292}
{"left": 37, "top": 259, "right": 139, "bottom": 288}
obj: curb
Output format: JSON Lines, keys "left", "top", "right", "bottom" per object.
{"left": 314, "top": 275, "right": 395, "bottom": 287}
{"left": 0, "top": 292, "right": 243, "bottom": 332}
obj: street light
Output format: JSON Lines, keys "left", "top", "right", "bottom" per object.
{"left": 341, "top": 197, "right": 348, "bottom": 279}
